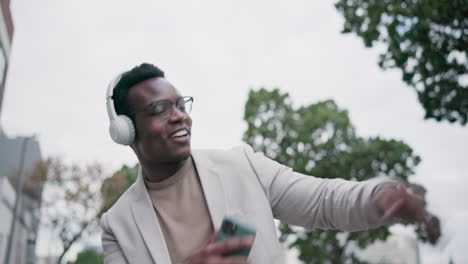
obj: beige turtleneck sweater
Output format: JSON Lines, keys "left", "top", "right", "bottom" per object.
{"left": 144, "top": 157, "right": 213, "bottom": 264}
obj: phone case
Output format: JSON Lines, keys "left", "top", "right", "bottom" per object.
{"left": 215, "top": 217, "right": 256, "bottom": 257}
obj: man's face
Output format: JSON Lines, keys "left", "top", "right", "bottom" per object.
{"left": 128, "top": 77, "right": 192, "bottom": 163}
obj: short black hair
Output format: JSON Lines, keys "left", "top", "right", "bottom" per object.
{"left": 113, "top": 63, "right": 165, "bottom": 117}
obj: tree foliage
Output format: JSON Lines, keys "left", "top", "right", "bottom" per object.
{"left": 100, "top": 164, "right": 139, "bottom": 213}
{"left": 335, "top": 0, "right": 468, "bottom": 125}
{"left": 32, "top": 158, "right": 106, "bottom": 264}
{"left": 242, "top": 88, "right": 434, "bottom": 263}
{"left": 68, "top": 248, "right": 103, "bottom": 264}
{"left": 33, "top": 157, "right": 138, "bottom": 264}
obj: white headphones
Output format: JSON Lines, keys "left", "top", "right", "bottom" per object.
{"left": 106, "top": 73, "right": 136, "bottom": 145}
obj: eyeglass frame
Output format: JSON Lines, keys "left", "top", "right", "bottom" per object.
{"left": 128, "top": 96, "right": 194, "bottom": 119}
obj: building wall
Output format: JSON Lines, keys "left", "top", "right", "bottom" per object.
{"left": 0, "top": 177, "right": 39, "bottom": 264}
{"left": 0, "top": 0, "right": 13, "bottom": 40}
{"left": 0, "top": 132, "right": 43, "bottom": 264}
{"left": 0, "top": 0, "right": 13, "bottom": 118}
{"left": 0, "top": 176, "right": 15, "bottom": 261}
{"left": 0, "top": 3, "right": 36, "bottom": 263}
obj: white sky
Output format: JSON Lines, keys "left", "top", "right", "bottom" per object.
{"left": 1, "top": 0, "right": 466, "bottom": 263}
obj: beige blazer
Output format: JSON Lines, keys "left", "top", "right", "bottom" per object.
{"left": 101, "top": 145, "right": 391, "bottom": 264}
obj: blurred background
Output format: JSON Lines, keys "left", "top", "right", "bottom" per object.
{"left": 0, "top": 0, "right": 466, "bottom": 263}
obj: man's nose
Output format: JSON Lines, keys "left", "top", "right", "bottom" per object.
{"left": 168, "top": 106, "right": 187, "bottom": 122}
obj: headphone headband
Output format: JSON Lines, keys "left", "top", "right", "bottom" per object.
{"left": 106, "top": 73, "right": 124, "bottom": 121}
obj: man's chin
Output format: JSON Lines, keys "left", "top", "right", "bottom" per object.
{"left": 165, "top": 147, "right": 192, "bottom": 163}
{"left": 178, "top": 149, "right": 192, "bottom": 160}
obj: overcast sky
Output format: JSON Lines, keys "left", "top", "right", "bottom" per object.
{"left": 2, "top": 0, "right": 466, "bottom": 263}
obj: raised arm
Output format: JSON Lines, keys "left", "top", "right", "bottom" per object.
{"left": 243, "top": 145, "right": 440, "bottom": 242}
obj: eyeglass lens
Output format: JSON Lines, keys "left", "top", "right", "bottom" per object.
{"left": 154, "top": 97, "right": 192, "bottom": 119}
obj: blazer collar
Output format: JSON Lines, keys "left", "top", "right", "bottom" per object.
{"left": 130, "top": 150, "right": 226, "bottom": 263}
{"left": 131, "top": 170, "right": 171, "bottom": 264}
{"left": 192, "top": 149, "right": 226, "bottom": 228}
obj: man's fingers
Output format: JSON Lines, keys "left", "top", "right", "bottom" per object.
{"left": 209, "top": 229, "right": 220, "bottom": 243}
{"left": 217, "top": 256, "right": 250, "bottom": 264}
{"left": 376, "top": 182, "right": 429, "bottom": 223}
{"left": 190, "top": 235, "right": 254, "bottom": 263}
{"left": 382, "top": 197, "right": 405, "bottom": 221}
{"left": 403, "top": 190, "right": 427, "bottom": 222}
{"left": 423, "top": 213, "right": 441, "bottom": 244}
{"left": 205, "top": 236, "right": 254, "bottom": 256}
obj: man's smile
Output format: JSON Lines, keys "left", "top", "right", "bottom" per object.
{"left": 170, "top": 128, "right": 190, "bottom": 143}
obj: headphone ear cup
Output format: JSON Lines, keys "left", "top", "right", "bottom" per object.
{"left": 109, "top": 115, "right": 135, "bottom": 145}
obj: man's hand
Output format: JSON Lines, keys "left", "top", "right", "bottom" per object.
{"left": 373, "top": 182, "right": 441, "bottom": 244}
{"left": 188, "top": 230, "right": 254, "bottom": 264}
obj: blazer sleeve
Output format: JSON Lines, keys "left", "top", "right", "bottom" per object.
{"left": 242, "top": 145, "right": 395, "bottom": 231}
{"left": 101, "top": 212, "right": 129, "bottom": 264}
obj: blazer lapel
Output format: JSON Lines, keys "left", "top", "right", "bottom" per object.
{"left": 131, "top": 170, "right": 171, "bottom": 264}
{"left": 192, "top": 150, "right": 226, "bottom": 229}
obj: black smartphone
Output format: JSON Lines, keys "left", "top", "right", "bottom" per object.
{"left": 214, "top": 217, "right": 256, "bottom": 257}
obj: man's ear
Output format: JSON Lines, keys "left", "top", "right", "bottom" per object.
{"left": 129, "top": 141, "right": 140, "bottom": 159}
{"left": 129, "top": 127, "right": 138, "bottom": 149}
{"left": 129, "top": 122, "right": 139, "bottom": 153}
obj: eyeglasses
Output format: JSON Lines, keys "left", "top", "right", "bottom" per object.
{"left": 130, "top": 96, "right": 193, "bottom": 120}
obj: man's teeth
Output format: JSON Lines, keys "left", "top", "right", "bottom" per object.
{"left": 172, "top": 130, "right": 188, "bottom": 137}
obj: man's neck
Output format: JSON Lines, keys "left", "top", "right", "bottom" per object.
{"left": 141, "top": 158, "right": 188, "bottom": 183}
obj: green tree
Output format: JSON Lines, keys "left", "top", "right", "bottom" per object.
{"left": 100, "top": 164, "right": 139, "bottom": 213}
{"left": 243, "top": 88, "right": 434, "bottom": 263}
{"left": 32, "top": 158, "right": 107, "bottom": 264}
{"left": 68, "top": 248, "right": 103, "bottom": 264}
{"left": 335, "top": 0, "right": 468, "bottom": 125}
{"left": 35, "top": 161, "right": 138, "bottom": 264}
